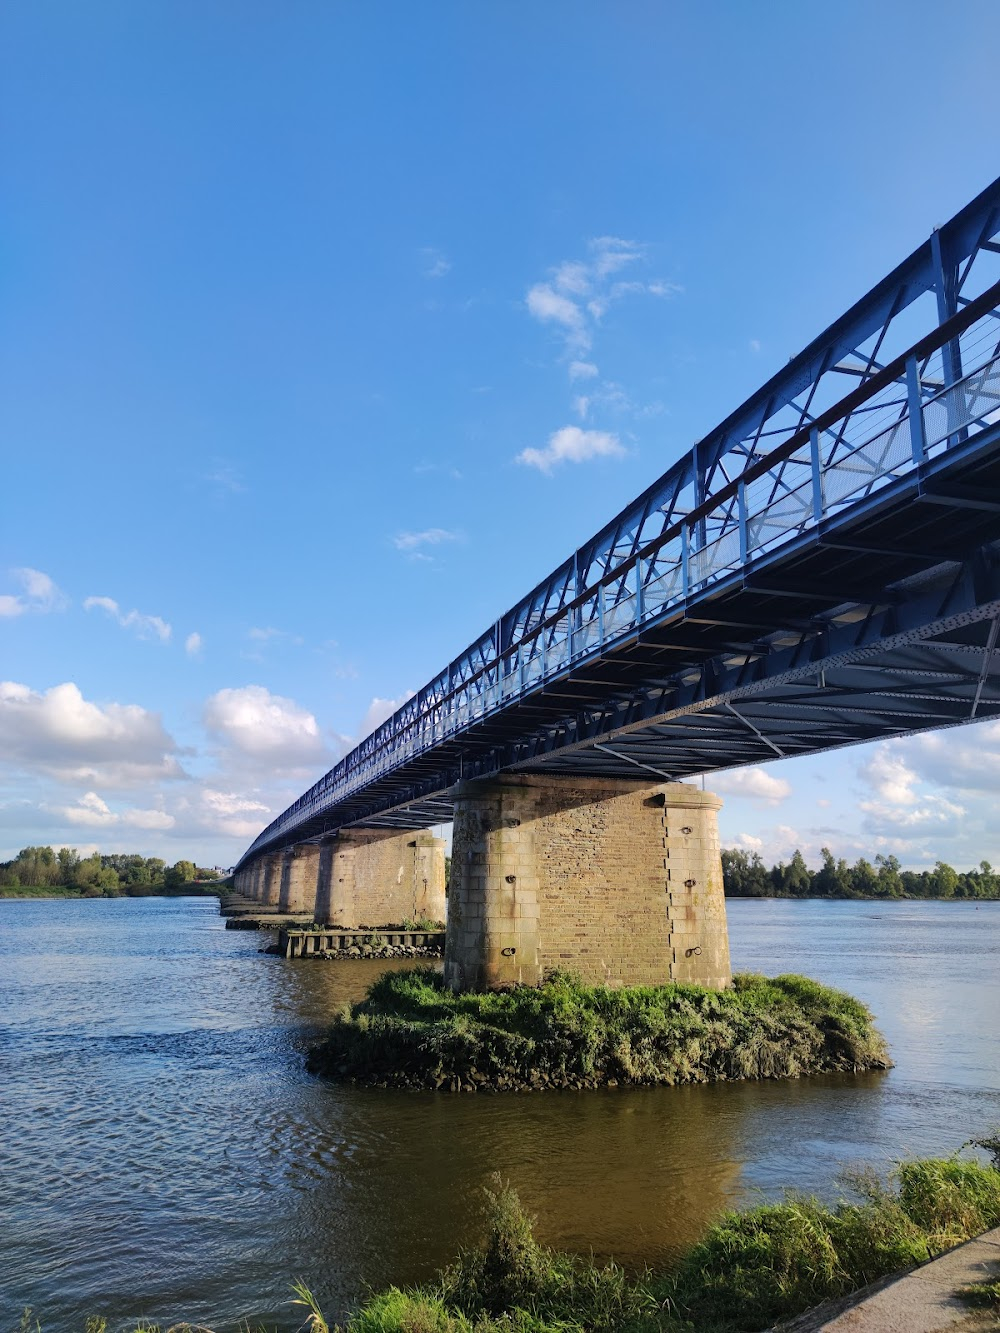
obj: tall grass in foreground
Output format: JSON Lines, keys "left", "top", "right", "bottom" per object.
{"left": 349, "top": 1153, "right": 1000, "bottom": 1333}
{"left": 18, "top": 1146, "right": 1000, "bottom": 1331}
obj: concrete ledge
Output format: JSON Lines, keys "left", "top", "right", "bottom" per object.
{"left": 280, "top": 928, "right": 446, "bottom": 958}
{"left": 776, "top": 1227, "right": 1000, "bottom": 1332}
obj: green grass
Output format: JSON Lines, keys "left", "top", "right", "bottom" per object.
{"left": 346, "top": 1155, "right": 1000, "bottom": 1333}
{"left": 0, "top": 885, "right": 86, "bottom": 899}
{"left": 305, "top": 967, "right": 891, "bottom": 1090}
{"left": 17, "top": 1151, "right": 1000, "bottom": 1332}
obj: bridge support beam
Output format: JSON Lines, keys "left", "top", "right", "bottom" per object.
{"left": 444, "top": 774, "right": 731, "bottom": 993}
{"left": 244, "top": 860, "right": 259, "bottom": 901}
{"left": 280, "top": 844, "right": 320, "bottom": 915}
{"left": 261, "top": 852, "right": 284, "bottom": 907}
{"left": 313, "top": 829, "right": 446, "bottom": 927}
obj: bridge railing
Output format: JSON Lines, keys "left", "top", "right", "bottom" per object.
{"left": 245, "top": 281, "right": 1000, "bottom": 857}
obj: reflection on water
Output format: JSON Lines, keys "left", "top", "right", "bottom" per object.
{"left": 0, "top": 896, "right": 997, "bottom": 1330}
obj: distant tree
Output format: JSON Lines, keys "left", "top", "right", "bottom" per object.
{"left": 779, "top": 849, "right": 812, "bottom": 897}
{"left": 813, "top": 848, "right": 851, "bottom": 897}
{"left": 721, "top": 848, "right": 772, "bottom": 896}
{"left": 72, "top": 854, "right": 120, "bottom": 895}
{"left": 164, "top": 859, "right": 197, "bottom": 889}
{"left": 849, "top": 858, "right": 880, "bottom": 898}
{"left": 875, "top": 854, "right": 903, "bottom": 899}
{"left": 930, "top": 860, "right": 959, "bottom": 899}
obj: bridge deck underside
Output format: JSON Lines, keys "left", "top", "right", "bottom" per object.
{"left": 275, "top": 426, "right": 1000, "bottom": 842}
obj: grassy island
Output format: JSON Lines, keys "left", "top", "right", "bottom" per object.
{"left": 305, "top": 967, "right": 891, "bottom": 1092}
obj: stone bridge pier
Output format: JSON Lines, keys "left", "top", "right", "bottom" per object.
{"left": 444, "top": 774, "right": 731, "bottom": 993}
{"left": 240, "top": 828, "right": 447, "bottom": 926}
{"left": 314, "top": 828, "right": 446, "bottom": 927}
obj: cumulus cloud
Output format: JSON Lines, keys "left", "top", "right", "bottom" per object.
{"left": 50, "top": 791, "right": 175, "bottom": 830}
{"left": 0, "top": 568, "right": 68, "bottom": 618}
{"left": 356, "top": 692, "right": 417, "bottom": 741}
{"left": 709, "top": 766, "right": 792, "bottom": 806}
{"left": 859, "top": 748, "right": 919, "bottom": 806}
{"left": 203, "top": 685, "right": 330, "bottom": 771}
{"left": 185, "top": 632, "right": 202, "bottom": 657}
{"left": 516, "top": 426, "right": 625, "bottom": 474}
{"left": 0, "top": 680, "right": 184, "bottom": 787}
{"left": 183, "top": 787, "right": 273, "bottom": 840}
{"left": 885, "top": 724, "right": 1000, "bottom": 794}
{"left": 84, "top": 596, "right": 171, "bottom": 643}
{"left": 857, "top": 738, "right": 967, "bottom": 840}
{"left": 734, "top": 832, "right": 764, "bottom": 850}
{"left": 859, "top": 794, "right": 965, "bottom": 837}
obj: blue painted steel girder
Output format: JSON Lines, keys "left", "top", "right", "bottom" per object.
{"left": 238, "top": 178, "right": 1000, "bottom": 864}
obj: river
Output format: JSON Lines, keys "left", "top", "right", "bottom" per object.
{"left": 1, "top": 896, "right": 997, "bottom": 1330}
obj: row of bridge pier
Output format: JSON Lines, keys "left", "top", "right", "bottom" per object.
{"left": 233, "top": 775, "right": 732, "bottom": 993}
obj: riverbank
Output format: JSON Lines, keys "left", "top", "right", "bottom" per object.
{"left": 0, "top": 885, "right": 222, "bottom": 900}
{"left": 22, "top": 1152, "right": 1000, "bottom": 1332}
{"left": 305, "top": 967, "right": 891, "bottom": 1092}
{"left": 344, "top": 1156, "right": 1000, "bottom": 1333}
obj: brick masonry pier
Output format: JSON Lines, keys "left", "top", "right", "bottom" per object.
{"left": 444, "top": 775, "right": 731, "bottom": 992}
{"left": 235, "top": 829, "right": 447, "bottom": 928}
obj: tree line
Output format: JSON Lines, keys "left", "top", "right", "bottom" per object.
{"left": 722, "top": 847, "right": 1000, "bottom": 900}
{"left": 0, "top": 845, "right": 222, "bottom": 896}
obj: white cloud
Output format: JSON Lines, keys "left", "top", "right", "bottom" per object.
{"left": 203, "top": 685, "right": 329, "bottom": 771}
{"left": 84, "top": 596, "right": 171, "bottom": 643}
{"left": 859, "top": 795, "right": 965, "bottom": 837}
{"left": 569, "top": 360, "right": 599, "bottom": 381}
{"left": 734, "top": 832, "right": 764, "bottom": 851}
{"left": 185, "top": 632, "right": 202, "bottom": 657}
{"left": 420, "top": 247, "right": 451, "bottom": 279}
{"left": 393, "top": 528, "right": 460, "bottom": 552}
{"left": 588, "top": 235, "right": 643, "bottom": 279}
{"left": 886, "top": 724, "right": 1000, "bottom": 794}
{"left": 356, "top": 692, "right": 416, "bottom": 741}
{"left": 710, "top": 766, "right": 792, "bottom": 806}
{"left": 0, "top": 680, "right": 183, "bottom": 787}
{"left": 196, "top": 788, "right": 272, "bottom": 839}
{"left": 749, "top": 338, "right": 762, "bottom": 353}
{"left": 526, "top": 238, "right": 680, "bottom": 434}
{"left": 859, "top": 748, "right": 919, "bottom": 806}
{"left": 526, "top": 283, "right": 590, "bottom": 353}
{"left": 50, "top": 791, "right": 175, "bottom": 831}
{"left": 552, "top": 260, "right": 591, "bottom": 295}
{"left": 0, "top": 568, "right": 68, "bottom": 618}
{"left": 516, "top": 425, "right": 625, "bottom": 474}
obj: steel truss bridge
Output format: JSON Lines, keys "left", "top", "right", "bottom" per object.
{"left": 240, "top": 176, "right": 1000, "bottom": 866}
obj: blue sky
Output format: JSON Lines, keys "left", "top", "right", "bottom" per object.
{"left": 3, "top": 1, "right": 1000, "bottom": 869}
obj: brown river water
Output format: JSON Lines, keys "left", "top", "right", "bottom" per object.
{"left": 0, "top": 896, "right": 997, "bottom": 1330}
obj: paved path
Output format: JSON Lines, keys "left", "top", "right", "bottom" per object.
{"left": 777, "top": 1227, "right": 1000, "bottom": 1332}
